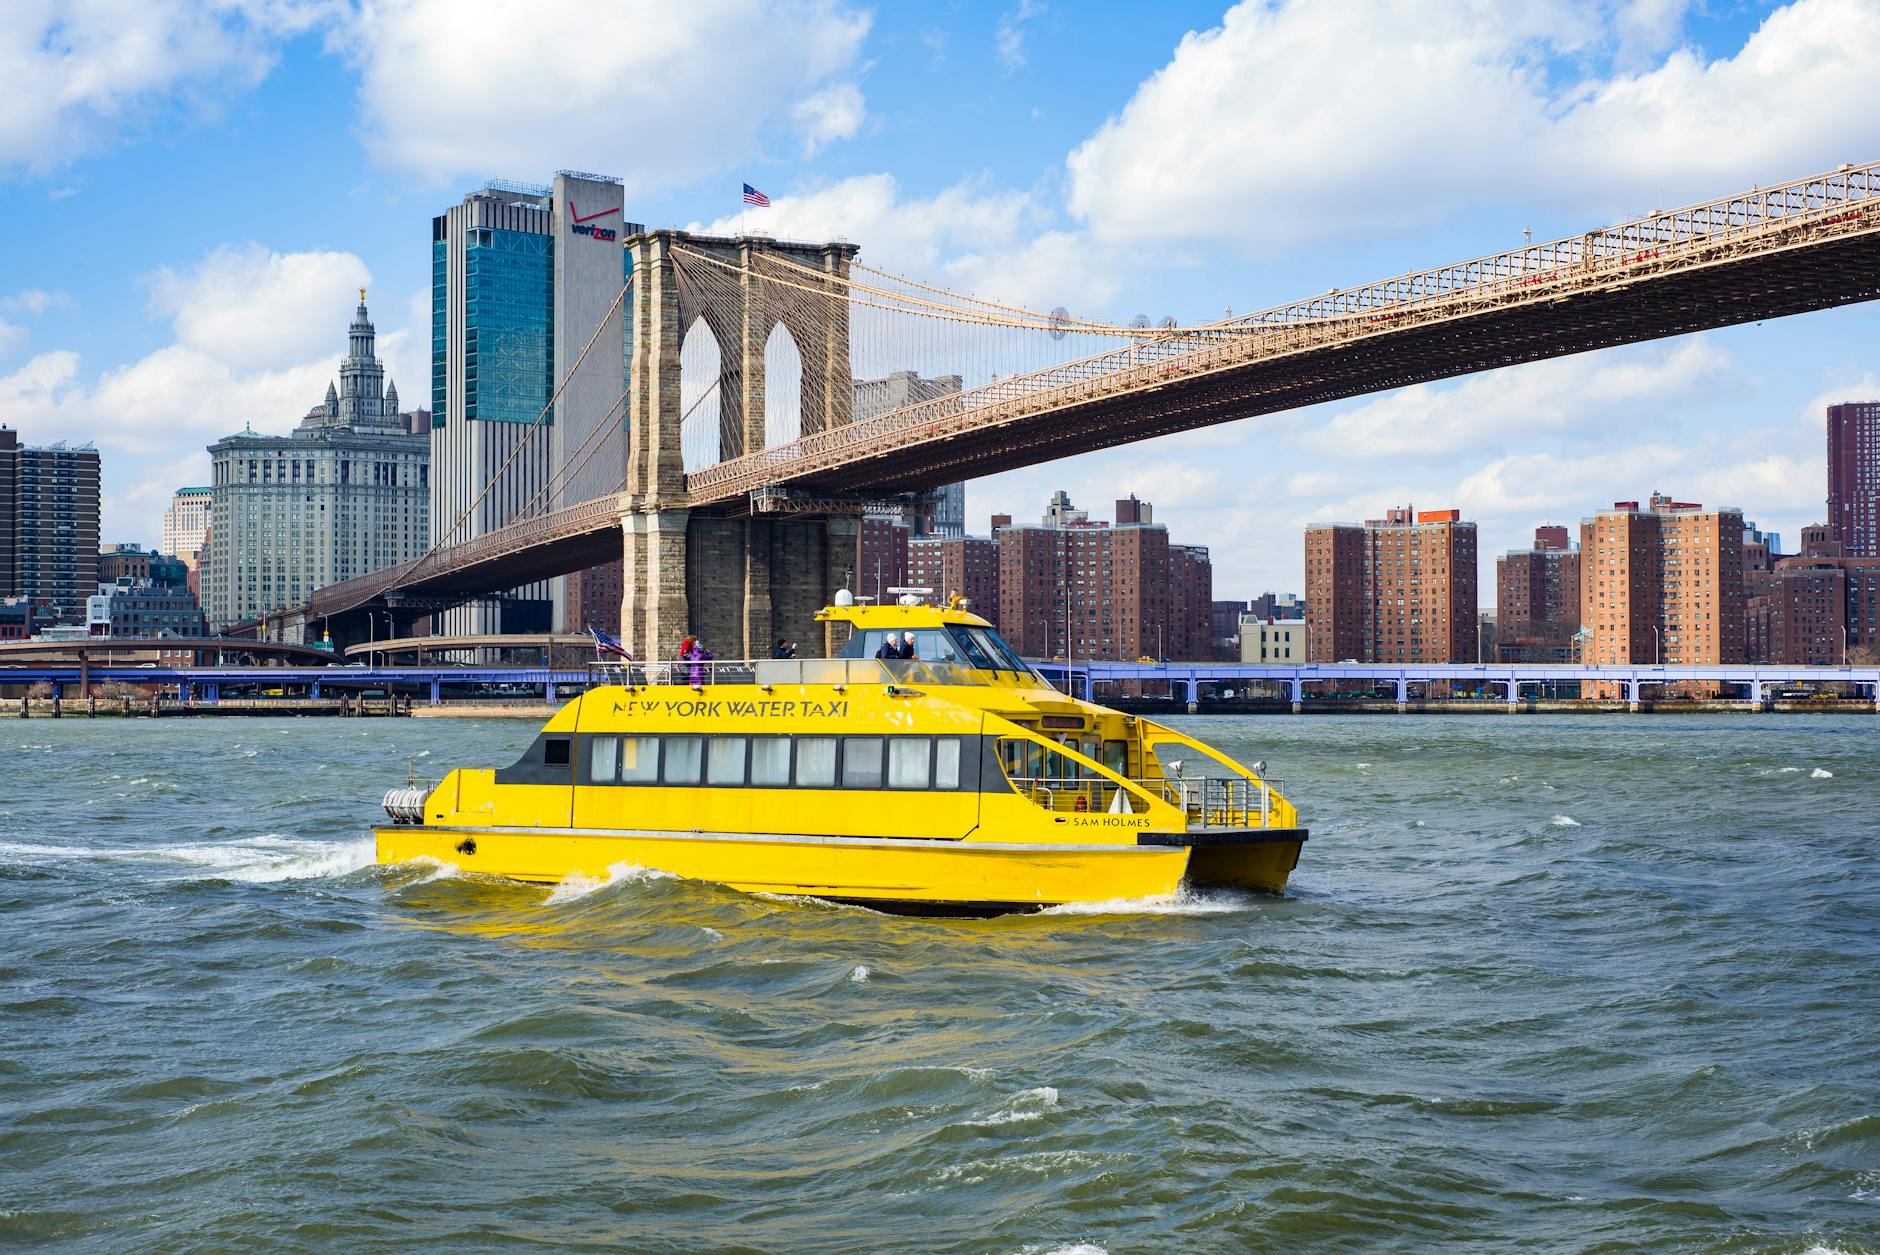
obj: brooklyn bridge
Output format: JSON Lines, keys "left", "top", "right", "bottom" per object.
{"left": 287, "top": 159, "right": 1880, "bottom": 658}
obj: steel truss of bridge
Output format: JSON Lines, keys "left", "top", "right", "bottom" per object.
{"left": 305, "top": 159, "right": 1880, "bottom": 624}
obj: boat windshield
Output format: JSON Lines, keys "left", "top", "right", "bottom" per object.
{"left": 838, "top": 624, "right": 1043, "bottom": 679}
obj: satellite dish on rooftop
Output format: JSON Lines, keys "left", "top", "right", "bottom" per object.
{"left": 1049, "top": 306, "right": 1071, "bottom": 341}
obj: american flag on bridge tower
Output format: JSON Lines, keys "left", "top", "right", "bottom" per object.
{"left": 742, "top": 183, "right": 771, "bottom": 207}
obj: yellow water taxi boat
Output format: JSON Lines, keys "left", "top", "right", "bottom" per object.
{"left": 375, "top": 598, "right": 1306, "bottom": 914}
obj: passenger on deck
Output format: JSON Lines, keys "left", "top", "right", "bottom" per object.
{"left": 681, "top": 637, "right": 713, "bottom": 688}
{"left": 875, "top": 634, "right": 904, "bottom": 661}
{"left": 899, "top": 631, "right": 920, "bottom": 660}
{"left": 771, "top": 639, "right": 797, "bottom": 659}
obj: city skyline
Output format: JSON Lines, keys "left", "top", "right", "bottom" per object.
{"left": 1, "top": 1, "right": 1878, "bottom": 598}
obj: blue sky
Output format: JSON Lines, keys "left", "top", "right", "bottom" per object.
{"left": 2, "top": 0, "right": 1878, "bottom": 598}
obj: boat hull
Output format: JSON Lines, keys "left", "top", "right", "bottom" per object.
{"left": 375, "top": 824, "right": 1208, "bottom": 913}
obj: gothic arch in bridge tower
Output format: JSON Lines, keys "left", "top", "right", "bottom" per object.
{"left": 763, "top": 322, "right": 804, "bottom": 449}
{"left": 678, "top": 315, "right": 726, "bottom": 474}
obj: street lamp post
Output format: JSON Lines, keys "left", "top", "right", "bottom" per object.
{"left": 1651, "top": 623, "right": 1661, "bottom": 665}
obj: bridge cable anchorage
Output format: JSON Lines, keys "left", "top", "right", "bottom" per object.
{"left": 682, "top": 156, "right": 1880, "bottom": 504}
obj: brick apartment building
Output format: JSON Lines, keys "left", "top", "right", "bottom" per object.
{"left": 994, "top": 494, "right": 1212, "bottom": 661}
{"left": 1746, "top": 526, "right": 1880, "bottom": 663}
{"left": 1304, "top": 505, "right": 1478, "bottom": 662}
{"left": 908, "top": 532, "right": 999, "bottom": 615}
{"left": 1496, "top": 525, "right": 1581, "bottom": 662}
{"left": 1580, "top": 493, "right": 1745, "bottom": 691}
{"left": 1827, "top": 400, "right": 1880, "bottom": 556}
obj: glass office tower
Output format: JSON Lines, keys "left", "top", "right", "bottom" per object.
{"left": 430, "top": 173, "right": 630, "bottom": 636}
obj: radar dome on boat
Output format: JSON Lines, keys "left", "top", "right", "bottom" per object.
{"left": 834, "top": 586, "right": 855, "bottom": 606}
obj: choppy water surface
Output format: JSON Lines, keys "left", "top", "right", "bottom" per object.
{"left": 1, "top": 714, "right": 1875, "bottom": 1253}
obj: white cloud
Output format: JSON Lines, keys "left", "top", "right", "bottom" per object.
{"left": 343, "top": 0, "right": 871, "bottom": 190}
{"left": 1, "top": 288, "right": 76, "bottom": 316}
{"left": 144, "top": 243, "right": 369, "bottom": 372}
{"left": 995, "top": 0, "right": 1045, "bottom": 74}
{"left": 0, "top": 321, "right": 24, "bottom": 358}
{"left": 793, "top": 83, "right": 866, "bottom": 156}
{"left": 692, "top": 173, "right": 1126, "bottom": 312}
{"left": 0, "top": 242, "right": 420, "bottom": 546}
{"left": 1303, "top": 337, "right": 1737, "bottom": 460}
{"left": 0, "top": 1, "right": 333, "bottom": 173}
{"left": 1613, "top": 0, "right": 1694, "bottom": 67}
{"left": 1065, "top": 0, "right": 1880, "bottom": 248}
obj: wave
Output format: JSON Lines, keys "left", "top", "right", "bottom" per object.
{"left": 1040, "top": 886, "right": 1254, "bottom": 917}
{"left": 1811, "top": 768, "right": 1835, "bottom": 779}
{"left": 963, "top": 1086, "right": 1060, "bottom": 1127}
{"left": 1550, "top": 815, "right": 1581, "bottom": 827}
{"left": 544, "top": 860, "right": 676, "bottom": 904}
{"left": 849, "top": 964, "right": 871, "bottom": 983}
{"left": 0, "top": 834, "right": 377, "bottom": 882}
{"left": 1013, "top": 1246, "right": 1107, "bottom": 1255}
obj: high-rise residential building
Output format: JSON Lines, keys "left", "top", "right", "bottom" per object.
{"left": 908, "top": 533, "right": 999, "bottom": 615}
{"left": 1746, "top": 519, "right": 1880, "bottom": 663}
{"left": 1579, "top": 492, "right": 1745, "bottom": 684}
{"left": 0, "top": 428, "right": 16, "bottom": 598}
{"left": 202, "top": 295, "right": 428, "bottom": 628}
{"left": 1827, "top": 400, "right": 1880, "bottom": 557}
{"left": 162, "top": 486, "right": 212, "bottom": 571}
{"left": 1304, "top": 506, "right": 1478, "bottom": 663}
{"left": 431, "top": 173, "right": 636, "bottom": 635}
{"left": 856, "top": 515, "right": 911, "bottom": 604}
{"left": 1496, "top": 525, "right": 1581, "bottom": 661}
{"left": 4, "top": 431, "right": 101, "bottom": 622}
{"left": 994, "top": 491, "right": 1211, "bottom": 661}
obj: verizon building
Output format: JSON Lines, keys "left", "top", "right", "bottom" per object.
{"left": 430, "top": 172, "right": 635, "bottom": 634}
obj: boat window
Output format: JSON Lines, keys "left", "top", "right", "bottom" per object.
{"left": 751, "top": 737, "right": 791, "bottom": 786}
{"left": 887, "top": 737, "right": 931, "bottom": 789}
{"left": 935, "top": 738, "right": 962, "bottom": 789}
{"left": 543, "top": 737, "right": 571, "bottom": 766}
{"left": 1102, "top": 739, "right": 1129, "bottom": 778}
{"left": 837, "top": 629, "right": 962, "bottom": 663}
{"left": 998, "top": 736, "right": 1107, "bottom": 813}
{"left": 620, "top": 735, "right": 659, "bottom": 784}
{"left": 944, "top": 626, "right": 999, "bottom": 670}
{"left": 589, "top": 735, "right": 620, "bottom": 784}
{"left": 796, "top": 737, "right": 837, "bottom": 787}
{"left": 707, "top": 737, "right": 747, "bottom": 786}
{"left": 842, "top": 737, "right": 884, "bottom": 788}
{"left": 664, "top": 736, "right": 703, "bottom": 785}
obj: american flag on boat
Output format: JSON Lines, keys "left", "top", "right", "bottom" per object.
{"left": 588, "top": 626, "right": 632, "bottom": 660}
{"left": 742, "top": 183, "right": 771, "bottom": 207}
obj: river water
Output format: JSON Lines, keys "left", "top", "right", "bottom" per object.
{"left": 1, "top": 714, "right": 1874, "bottom": 1253}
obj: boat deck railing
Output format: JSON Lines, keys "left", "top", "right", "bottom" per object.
{"left": 588, "top": 656, "right": 1015, "bottom": 689}
{"left": 1007, "top": 773, "right": 1284, "bottom": 828}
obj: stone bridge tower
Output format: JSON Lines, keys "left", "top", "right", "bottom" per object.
{"left": 620, "top": 230, "right": 862, "bottom": 660}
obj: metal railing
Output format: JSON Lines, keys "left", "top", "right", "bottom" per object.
{"left": 585, "top": 655, "right": 1008, "bottom": 689}
{"left": 1006, "top": 773, "right": 1281, "bottom": 828}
